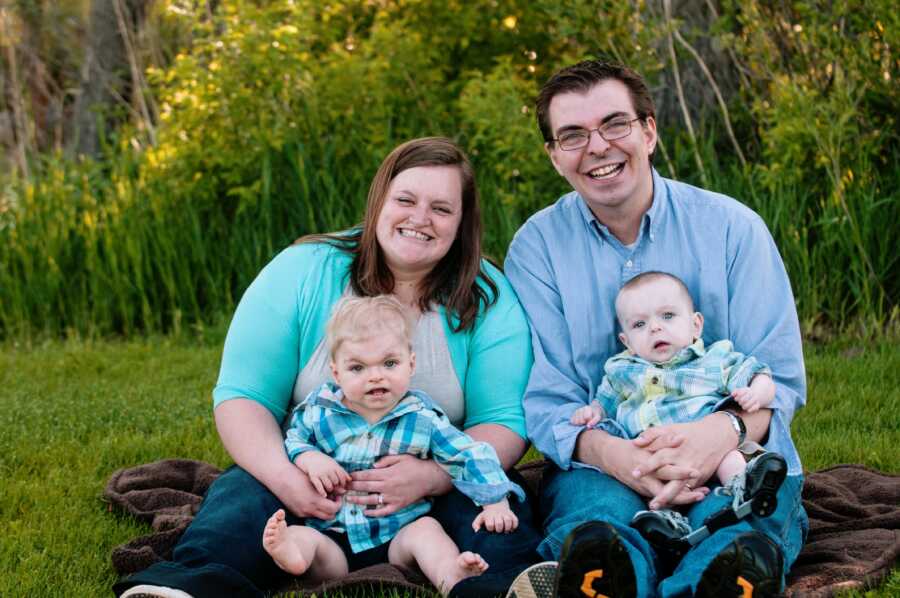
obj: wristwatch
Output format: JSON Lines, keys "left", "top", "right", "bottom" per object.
{"left": 721, "top": 410, "right": 746, "bottom": 446}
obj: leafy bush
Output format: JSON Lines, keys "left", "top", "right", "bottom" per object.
{"left": 1, "top": 0, "right": 897, "bottom": 339}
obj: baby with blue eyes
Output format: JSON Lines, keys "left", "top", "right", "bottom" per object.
{"left": 571, "top": 271, "right": 776, "bottom": 509}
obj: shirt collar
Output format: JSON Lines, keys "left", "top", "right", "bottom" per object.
{"left": 663, "top": 338, "right": 706, "bottom": 366}
{"left": 645, "top": 168, "right": 668, "bottom": 243}
{"left": 312, "top": 382, "right": 431, "bottom": 423}
{"left": 574, "top": 168, "right": 668, "bottom": 244}
{"left": 611, "top": 338, "right": 706, "bottom": 368}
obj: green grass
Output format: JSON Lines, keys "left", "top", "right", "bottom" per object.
{"left": 1, "top": 337, "right": 898, "bottom": 597}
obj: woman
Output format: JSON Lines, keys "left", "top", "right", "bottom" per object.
{"left": 115, "top": 137, "right": 541, "bottom": 598}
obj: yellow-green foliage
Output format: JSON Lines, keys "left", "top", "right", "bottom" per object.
{"left": 1, "top": 0, "right": 898, "bottom": 339}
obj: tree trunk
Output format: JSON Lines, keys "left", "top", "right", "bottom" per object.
{"left": 68, "top": 0, "right": 149, "bottom": 158}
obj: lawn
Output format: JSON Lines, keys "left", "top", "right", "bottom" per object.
{"left": 1, "top": 336, "right": 897, "bottom": 597}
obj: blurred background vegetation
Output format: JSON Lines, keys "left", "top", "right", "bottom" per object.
{"left": 1, "top": 0, "right": 897, "bottom": 340}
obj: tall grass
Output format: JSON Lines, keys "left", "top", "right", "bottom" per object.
{"left": 1, "top": 126, "right": 897, "bottom": 340}
{"left": 0, "top": 140, "right": 369, "bottom": 339}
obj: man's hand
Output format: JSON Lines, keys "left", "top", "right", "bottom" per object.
{"left": 731, "top": 374, "right": 776, "bottom": 413}
{"left": 632, "top": 415, "right": 733, "bottom": 490}
{"left": 649, "top": 479, "right": 710, "bottom": 510}
{"left": 570, "top": 400, "right": 604, "bottom": 427}
{"left": 472, "top": 498, "right": 519, "bottom": 533}
{"left": 295, "top": 451, "right": 352, "bottom": 497}
{"left": 577, "top": 430, "right": 705, "bottom": 505}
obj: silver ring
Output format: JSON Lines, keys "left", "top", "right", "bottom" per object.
{"left": 377, "top": 493, "right": 384, "bottom": 506}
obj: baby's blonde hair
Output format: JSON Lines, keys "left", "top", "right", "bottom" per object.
{"left": 326, "top": 295, "right": 413, "bottom": 359}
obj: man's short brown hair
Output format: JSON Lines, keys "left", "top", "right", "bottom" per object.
{"left": 536, "top": 60, "right": 656, "bottom": 159}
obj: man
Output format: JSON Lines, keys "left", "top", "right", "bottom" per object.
{"left": 504, "top": 60, "right": 807, "bottom": 597}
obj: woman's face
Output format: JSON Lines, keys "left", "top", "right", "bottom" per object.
{"left": 375, "top": 165, "right": 463, "bottom": 280}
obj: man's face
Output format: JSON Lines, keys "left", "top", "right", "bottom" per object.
{"left": 616, "top": 277, "right": 703, "bottom": 364}
{"left": 544, "top": 79, "right": 657, "bottom": 222}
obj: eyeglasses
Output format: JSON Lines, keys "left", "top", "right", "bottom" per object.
{"left": 551, "top": 117, "right": 642, "bottom": 151}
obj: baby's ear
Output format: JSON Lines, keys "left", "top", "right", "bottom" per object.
{"left": 692, "top": 311, "right": 704, "bottom": 341}
{"left": 618, "top": 332, "right": 634, "bottom": 354}
{"left": 408, "top": 351, "right": 416, "bottom": 375}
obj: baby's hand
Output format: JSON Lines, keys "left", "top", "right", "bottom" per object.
{"left": 731, "top": 373, "right": 776, "bottom": 413}
{"left": 731, "top": 387, "right": 761, "bottom": 412}
{"left": 295, "top": 451, "right": 352, "bottom": 497}
{"left": 570, "top": 400, "right": 604, "bottom": 427}
{"left": 472, "top": 498, "right": 518, "bottom": 533}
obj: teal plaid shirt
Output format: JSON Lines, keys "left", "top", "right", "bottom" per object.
{"left": 594, "top": 339, "right": 771, "bottom": 439}
{"left": 284, "top": 382, "right": 525, "bottom": 553}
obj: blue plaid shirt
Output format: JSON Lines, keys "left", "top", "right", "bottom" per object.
{"left": 593, "top": 339, "right": 771, "bottom": 439}
{"left": 284, "top": 382, "right": 526, "bottom": 553}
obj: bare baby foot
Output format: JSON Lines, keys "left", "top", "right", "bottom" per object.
{"left": 439, "top": 551, "right": 489, "bottom": 595}
{"left": 262, "top": 509, "right": 309, "bottom": 575}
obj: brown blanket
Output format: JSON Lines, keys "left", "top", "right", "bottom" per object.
{"left": 104, "top": 460, "right": 899, "bottom": 597}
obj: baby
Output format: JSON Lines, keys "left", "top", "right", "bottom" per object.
{"left": 263, "top": 295, "right": 525, "bottom": 595}
{"left": 571, "top": 271, "right": 777, "bottom": 509}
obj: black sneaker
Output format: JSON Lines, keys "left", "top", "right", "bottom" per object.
{"left": 695, "top": 531, "right": 783, "bottom": 597}
{"left": 743, "top": 452, "right": 787, "bottom": 517}
{"left": 555, "top": 521, "right": 637, "bottom": 598}
{"left": 630, "top": 509, "right": 692, "bottom": 574}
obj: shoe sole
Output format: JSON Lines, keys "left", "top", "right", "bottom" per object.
{"left": 746, "top": 454, "right": 787, "bottom": 517}
{"left": 695, "top": 533, "right": 783, "bottom": 598}
{"left": 557, "top": 525, "right": 636, "bottom": 598}
{"left": 506, "top": 561, "right": 558, "bottom": 598}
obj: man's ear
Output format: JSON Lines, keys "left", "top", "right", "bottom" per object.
{"left": 692, "top": 311, "right": 704, "bottom": 341}
{"left": 545, "top": 142, "right": 565, "bottom": 178}
{"left": 642, "top": 116, "right": 658, "bottom": 158}
{"left": 618, "top": 331, "right": 635, "bottom": 354}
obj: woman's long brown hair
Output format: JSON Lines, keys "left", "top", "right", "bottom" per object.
{"left": 296, "top": 137, "right": 498, "bottom": 332}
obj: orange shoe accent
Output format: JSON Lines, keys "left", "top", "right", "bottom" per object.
{"left": 580, "top": 569, "right": 610, "bottom": 598}
{"left": 737, "top": 575, "right": 754, "bottom": 597}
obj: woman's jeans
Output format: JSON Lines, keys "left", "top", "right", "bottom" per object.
{"left": 114, "top": 465, "right": 542, "bottom": 598}
{"left": 538, "top": 465, "right": 808, "bottom": 598}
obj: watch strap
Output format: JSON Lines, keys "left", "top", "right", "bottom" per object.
{"left": 721, "top": 410, "right": 747, "bottom": 446}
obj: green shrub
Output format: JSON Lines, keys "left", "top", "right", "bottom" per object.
{"left": 1, "top": 0, "right": 897, "bottom": 339}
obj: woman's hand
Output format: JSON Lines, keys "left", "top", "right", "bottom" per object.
{"left": 345, "top": 454, "right": 451, "bottom": 516}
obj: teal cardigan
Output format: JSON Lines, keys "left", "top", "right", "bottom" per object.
{"left": 213, "top": 241, "right": 533, "bottom": 438}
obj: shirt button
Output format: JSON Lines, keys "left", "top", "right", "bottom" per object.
{"left": 625, "top": 260, "right": 633, "bottom": 268}
{"left": 651, "top": 376, "right": 659, "bottom": 384}
{"left": 366, "top": 432, "right": 373, "bottom": 439}
{"left": 350, "top": 509, "right": 358, "bottom": 515}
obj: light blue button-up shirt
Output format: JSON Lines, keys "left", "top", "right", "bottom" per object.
{"left": 505, "top": 169, "right": 805, "bottom": 475}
